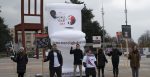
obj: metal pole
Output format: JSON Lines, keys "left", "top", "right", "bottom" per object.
{"left": 124, "top": 0, "right": 129, "bottom": 53}
{"left": 101, "top": 0, "right": 105, "bottom": 50}
{"left": 0, "top": 6, "right": 1, "bottom": 12}
{"left": 125, "top": 38, "right": 129, "bottom": 67}
{"left": 125, "top": 0, "right": 128, "bottom": 26}
{"left": 125, "top": 0, "right": 129, "bottom": 67}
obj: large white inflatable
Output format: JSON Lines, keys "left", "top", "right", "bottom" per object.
{"left": 46, "top": 3, "right": 86, "bottom": 76}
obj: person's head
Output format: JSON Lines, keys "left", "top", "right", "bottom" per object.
{"left": 19, "top": 47, "right": 25, "bottom": 55}
{"left": 19, "top": 47, "right": 24, "bottom": 51}
{"left": 52, "top": 44, "right": 57, "bottom": 50}
{"left": 87, "top": 49, "right": 93, "bottom": 54}
{"left": 132, "top": 45, "right": 138, "bottom": 53}
{"left": 76, "top": 43, "right": 80, "bottom": 49}
{"left": 134, "top": 46, "right": 138, "bottom": 50}
{"left": 132, "top": 45, "right": 136, "bottom": 50}
{"left": 98, "top": 48, "right": 103, "bottom": 54}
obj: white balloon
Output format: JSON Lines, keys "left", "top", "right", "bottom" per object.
{"left": 46, "top": 3, "right": 86, "bottom": 47}
{"left": 46, "top": 3, "right": 86, "bottom": 75}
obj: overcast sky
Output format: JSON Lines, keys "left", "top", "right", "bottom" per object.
{"left": 0, "top": 0, "right": 150, "bottom": 43}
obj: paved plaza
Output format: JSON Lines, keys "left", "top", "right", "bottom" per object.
{"left": 0, "top": 56, "right": 150, "bottom": 77}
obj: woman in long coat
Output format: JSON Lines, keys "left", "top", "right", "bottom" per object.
{"left": 128, "top": 46, "right": 141, "bottom": 77}
{"left": 11, "top": 47, "right": 28, "bottom": 77}
{"left": 96, "top": 48, "right": 108, "bottom": 77}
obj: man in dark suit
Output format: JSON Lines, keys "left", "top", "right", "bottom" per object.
{"left": 70, "top": 44, "right": 83, "bottom": 77}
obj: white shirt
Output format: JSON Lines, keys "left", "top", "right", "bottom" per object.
{"left": 53, "top": 52, "right": 60, "bottom": 67}
{"left": 83, "top": 54, "right": 96, "bottom": 68}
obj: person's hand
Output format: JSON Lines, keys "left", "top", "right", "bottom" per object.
{"left": 95, "top": 68, "right": 98, "bottom": 74}
{"left": 10, "top": 56, "right": 14, "bottom": 60}
{"left": 106, "top": 61, "right": 108, "bottom": 63}
{"left": 83, "top": 63, "right": 86, "bottom": 67}
{"left": 70, "top": 46, "right": 73, "bottom": 50}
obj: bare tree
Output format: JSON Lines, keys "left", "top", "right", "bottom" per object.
{"left": 138, "top": 30, "right": 150, "bottom": 47}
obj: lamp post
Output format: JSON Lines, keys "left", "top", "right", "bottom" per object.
{"left": 124, "top": 0, "right": 130, "bottom": 67}
{"left": 124, "top": 0, "right": 129, "bottom": 53}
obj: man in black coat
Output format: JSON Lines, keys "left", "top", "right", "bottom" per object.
{"left": 70, "top": 44, "right": 83, "bottom": 77}
{"left": 11, "top": 47, "right": 28, "bottom": 77}
{"left": 44, "top": 44, "right": 63, "bottom": 77}
{"left": 108, "top": 45, "right": 122, "bottom": 77}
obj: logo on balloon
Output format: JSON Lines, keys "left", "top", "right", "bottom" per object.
{"left": 50, "top": 10, "right": 57, "bottom": 19}
{"left": 68, "top": 15, "right": 76, "bottom": 25}
{"left": 50, "top": 10, "right": 76, "bottom": 25}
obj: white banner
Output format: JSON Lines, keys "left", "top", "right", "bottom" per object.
{"left": 93, "top": 36, "right": 101, "bottom": 48}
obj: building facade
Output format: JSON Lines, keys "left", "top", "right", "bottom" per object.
{"left": 9, "top": 28, "right": 36, "bottom": 51}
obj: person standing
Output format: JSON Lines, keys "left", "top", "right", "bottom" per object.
{"left": 11, "top": 47, "right": 28, "bottom": 77}
{"left": 128, "top": 46, "right": 141, "bottom": 77}
{"left": 83, "top": 49, "right": 97, "bottom": 77}
{"left": 108, "top": 45, "right": 122, "bottom": 77}
{"left": 96, "top": 48, "right": 108, "bottom": 77}
{"left": 43, "top": 44, "right": 63, "bottom": 77}
{"left": 70, "top": 44, "right": 83, "bottom": 77}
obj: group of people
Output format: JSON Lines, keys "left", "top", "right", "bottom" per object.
{"left": 11, "top": 44, "right": 141, "bottom": 77}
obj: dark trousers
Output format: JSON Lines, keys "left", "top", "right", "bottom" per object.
{"left": 97, "top": 66, "right": 105, "bottom": 77}
{"left": 50, "top": 67, "right": 62, "bottom": 77}
{"left": 112, "top": 63, "right": 119, "bottom": 77}
{"left": 131, "top": 67, "right": 139, "bottom": 77}
{"left": 85, "top": 68, "right": 96, "bottom": 77}
{"left": 18, "top": 73, "right": 24, "bottom": 77}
